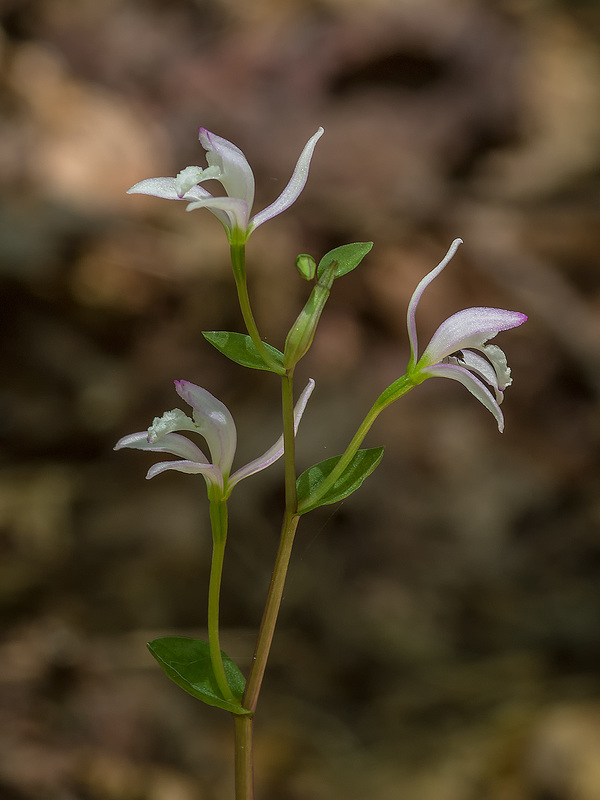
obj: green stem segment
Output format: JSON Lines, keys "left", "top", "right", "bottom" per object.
{"left": 281, "top": 371, "right": 297, "bottom": 513}
{"left": 230, "top": 242, "right": 285, "bottom": 375}
{"left": 208, "top": 498, "right": 235, "bottom": 704}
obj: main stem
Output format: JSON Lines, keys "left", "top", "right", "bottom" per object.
{"left": 234, "top": 715, "right": 254, "bottom": 800}
{"left": 243, "top": 510, "right": 300, "bottom": 714}
{"left": 243, "top": 371, "right": 299, "bottom": 712}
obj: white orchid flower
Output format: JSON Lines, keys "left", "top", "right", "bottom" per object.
{"left": 407, "top": 239, "right": 527, "bottom": 432}
{"left": 115, "top": 378, "right": 315, "bottom": 499}
{"left": 127, "top": 127, "right": 324, "bottom": 243}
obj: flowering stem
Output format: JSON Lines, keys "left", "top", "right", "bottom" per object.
{"left": 298, "top": 374, "right": 415, "bottom": 513}
{"left": 208, "top": 498, "right": 235, "bottom": 704}
{"left": 230, "top": 242, "right": 285, "bottom": 375}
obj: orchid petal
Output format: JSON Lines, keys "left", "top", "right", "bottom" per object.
{"left": 199, "top": 128, "right": 255, "bottom": 208}
{"left": 115, "top": 430, "right": 209, "bottom": 462}
{"left": 184, "top": 196, "right": 250, "bottom": 235}
{"left": 174, "top": 380, "right": 237, "bottom": 476}
{"left": 249, "top": 128, "right": 324, "bottom": 231}
{"left": 419, "top": 307, "right": 527, "bottom": 367}
{"left": 406, "top": 238, "right": 463, "bottom": 368}
{"left": 127, "top": 177, "right": 213, "bottom": 202}
{"left": 228, "top": 378, "right": 316, "bottom": 491}
{"left": 421, "top": 362, "right": 505, "bottom": 432}
{"left": 146, "top": 459, "right": 224, "bottom": 491}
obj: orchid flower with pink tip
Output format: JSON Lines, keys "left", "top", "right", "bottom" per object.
{"left": 406, "top": 239, "right": 527, "bottom": 432}
{"left": 127, "top": 127, "right": 324, "bottom": 243}
{"left": 115, "top": 378, "right": 315, "bottom": 500}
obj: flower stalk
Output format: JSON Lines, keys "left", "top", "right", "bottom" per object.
{"left": 208, "top": 497, "right": 235, "bottom": 704}
{"left": 230, "top": 241, "right": 285, "bottom": 375}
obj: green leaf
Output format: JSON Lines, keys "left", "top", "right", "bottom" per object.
{"left": 147, "top": 637, "right": 251, "bottom": 715}
{"left": 316, "top": 242, "right": 373, "bottom": 280}
{"left": 297, "top": 447, "right": 384, "bottom": 514}
{"left": 203, "top": 331, "right": 284, "bottom": 374}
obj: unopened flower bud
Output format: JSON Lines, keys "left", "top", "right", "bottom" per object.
{"left": 295, "top": 254, "right": 316, "bottom": 281}
{"left": 283, "top": 259, "right": 337, "bottom": 368}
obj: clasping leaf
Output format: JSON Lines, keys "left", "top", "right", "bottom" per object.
{"left": 148, "top": 637, "right": 251, "bottom": 715}
{"left": 297, "top": 446, "right": 384, "bottom": 514}
{"left": 203, "top": 331, "right": 285, "bottom": 374}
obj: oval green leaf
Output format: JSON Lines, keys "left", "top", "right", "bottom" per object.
{"left": 297, "top": 446, "right": 384, "bottom": 514}
{"left": 147, "top": 636, "right": 251, "bottom": 715}
{"left": 203, "top": 331, "right": 285, "bottom": 374}
{"left": 316, "top": 242, "right": 373, "bottom": 280}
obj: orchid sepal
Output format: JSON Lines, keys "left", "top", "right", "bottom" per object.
{"left": 406, "top": 238, "right": 463, "bottom": 371}
{"left": 115, "top": 430, "right": 208, "bottom": 462}
{"left": 248, "top": 127, "right": 324, "bottom": 233}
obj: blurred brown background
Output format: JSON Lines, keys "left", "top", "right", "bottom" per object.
{"left": 1, "top": 0, "right": 600, "bottom": 798}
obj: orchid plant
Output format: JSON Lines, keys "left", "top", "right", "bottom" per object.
{"left": 118, "top": 126, "right": 527, "bottom": 799}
